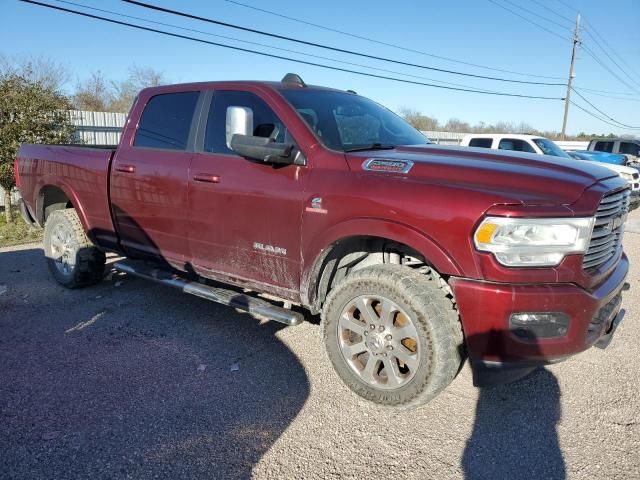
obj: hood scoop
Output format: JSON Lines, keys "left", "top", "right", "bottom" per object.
{"left": 362, "top": 158, "right": 414, "bottom": 174}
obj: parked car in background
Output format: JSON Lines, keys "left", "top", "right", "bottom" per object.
{"left": 567, "top": 149, "right": 628, "bottom": 166}
{"left": 588, "top": 138, "right": 640, "bottom": 166}
{"left": 460, "top": 134, "right": 639, "bottom": 210}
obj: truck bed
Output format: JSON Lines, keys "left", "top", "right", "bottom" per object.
{"left": 17, "top": 144, "right": 118, "bottom": 248}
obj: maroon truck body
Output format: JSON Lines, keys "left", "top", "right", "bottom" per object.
{"left": 15, "top": 79, "right": 630, "bottom": 389}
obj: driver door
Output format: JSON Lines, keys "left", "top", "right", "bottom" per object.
{"left": 187, "top": 90, "right": 306, "bottom": 295}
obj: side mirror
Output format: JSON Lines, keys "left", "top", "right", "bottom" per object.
{"left": 230, "top": 134, "right": 296, "bottom": 165}
{"left": 226, "top": 106, "right": 253, "bottom": 148}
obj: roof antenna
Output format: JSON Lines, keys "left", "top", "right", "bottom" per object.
{"left": 281, "top": 73, "right": 306, "bottom": 87}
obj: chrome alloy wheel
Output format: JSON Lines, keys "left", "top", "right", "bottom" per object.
{"left": 337, "top": 295, "right": 420, "bottom": 390}
{"left": 48, "top": 221, "right": 77, "bottom": 275}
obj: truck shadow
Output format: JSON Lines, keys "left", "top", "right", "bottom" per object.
{"left": 462, "top": 331, "right": 565, "bottom": 480}
{"left": 0, "top": 246, "right": 310, "bottom": 479}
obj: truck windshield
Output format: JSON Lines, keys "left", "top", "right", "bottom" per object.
{"left": 280, "top": 89, "right": 430, "bottom": 152}
{"left": 532, "top": 138, "right": 571, "bottom": 158}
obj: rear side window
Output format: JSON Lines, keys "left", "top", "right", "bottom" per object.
{"left": 594, "top": 141, "right": 614, "bottom": 153}
{"left": 619, "top": 142, "right": 640, "bottom": 156}
{"left": 468, "top": 138, "right": 492, "bottom": 148}
{"left": 134, "top": 92, "right": 199, "bottom": 150}
{"left": 498, "top": 138, "right": 536, "bottom": 153}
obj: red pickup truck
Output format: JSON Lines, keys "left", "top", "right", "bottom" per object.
{"left": 15, "top": 74, "right": 630, "bottom": 407}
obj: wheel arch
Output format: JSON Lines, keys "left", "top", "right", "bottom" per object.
{"left": 36, "top": 180, "right": 88, "bottom": 232}
{"left": 301, "top": 219, "right": 462, "bottom": 312}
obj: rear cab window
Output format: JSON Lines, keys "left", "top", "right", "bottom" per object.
{"left": 133, "top": 91, "right": 200, "bottom": 150}
{"left": 468, "top": 138, "right": 493, "bottom": 148}
{"left": 594, "top": 141, "right": 614, "bottom": 153}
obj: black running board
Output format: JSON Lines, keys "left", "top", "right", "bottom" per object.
{"left": 113, "top": 261, "right": 303, "bottom": 326}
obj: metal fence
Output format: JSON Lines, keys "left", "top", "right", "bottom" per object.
{"left": 70, "top": 110, "right": 126, "bottom": 146}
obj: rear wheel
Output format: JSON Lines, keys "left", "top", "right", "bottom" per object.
{"left": 322, "top": 264, "right": 463, "bottom": 408}
{"left": 43, "top": 209, "right": 106, "bottom": 288}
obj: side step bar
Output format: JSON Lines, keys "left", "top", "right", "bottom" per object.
{"left": 113, "top": 261, "right": 303, "bottom": 326}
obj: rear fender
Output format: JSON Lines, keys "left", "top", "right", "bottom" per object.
{"left": 35, "top": 176, "right": 89, "bottom": 232}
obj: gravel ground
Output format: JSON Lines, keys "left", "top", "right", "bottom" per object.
{"left": 1, "top": 213, "right": 639, "bottom": 480}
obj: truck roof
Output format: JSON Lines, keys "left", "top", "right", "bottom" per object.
{"left": 137, "top": 79, "right": 349, "bottom": 97}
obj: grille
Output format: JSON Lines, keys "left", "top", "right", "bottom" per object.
{"left": 583, "top": 189, "right": 630, "bottom": 270}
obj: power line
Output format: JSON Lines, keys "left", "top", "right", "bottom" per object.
{"left": 527, "top": 0, "right": 575, "bottom": 25}
{"left": 582, "top": 18, "right": 640, "bottom": 81}
{"left": 570, "top": 100, "right": 640, "bottom": 131}
{"left": 571, "top": 88, "right": 640, "bottom": 129}
{"left": 18, "top": 0, "right": 565, "bottom": 100}
{"left": 52, "top": 0, "right": 503, "bottom": 93}
{"left": 485, "top": 0, "right": 572, "bottom": 41}
{"left": 574, "top": 86, "right": 639, "bottom": 96}
{"left": 549, "top": 0, "right": 640, "bottom": 91}
{"left": 573, "top": 88, "right": 640, "bottom": 103}
{"left": 497, "top": 0, "right": 573, "bottom": 33}
{"left": 581, "top": 43, "right": 640, "bottom": 95}
{"left": 582, "top": 28, "right": 640, "bottom": 91}
{"left": 120, "top": 0, "right": 566, "bottom": 86}
{"left": 222, "top": 0, "right": 566, "bottom": 81}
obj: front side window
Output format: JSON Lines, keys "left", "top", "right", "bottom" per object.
{"left": 498, "top": 138, "right": 536, "bottom": 153}
{"left": 204, "top": 90, "right": 288, "bottom": 154}
{"left": 133, "top": 92, "right": 199, "bottom": 150}
{"left": 280, "top": 89, "right": 429, "bottom": 152}
{"left": 469, "top": 138, "right": 493, "bottom": 148}
{"left": 532, "top": 138, "right": 571, "bottom": 158}
{"left": 619, "top": 142, "right": 640, "bottom": 156}
{"left": 594, "top": 141, "right": 614, "bottom": 153}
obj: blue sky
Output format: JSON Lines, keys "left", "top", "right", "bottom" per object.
{"left": 1, "top": 0, "right": 638, "bottom": 135}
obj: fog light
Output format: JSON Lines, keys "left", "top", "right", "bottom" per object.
{"left": 509, "top": 312, "right": 570, "bottom": 339}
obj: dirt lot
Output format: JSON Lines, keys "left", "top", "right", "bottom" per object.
{"left": 1, "top": 215, "right": 639, "bottom": 479}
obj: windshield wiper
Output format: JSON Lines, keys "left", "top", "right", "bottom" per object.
{"left": 344, "top": 143, "right": 396, "bottom": 152}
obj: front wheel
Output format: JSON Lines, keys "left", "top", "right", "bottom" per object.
{"left": 43, "top": 208, "right": 106, "bottom": 288}
{"left": 322, "top": 264, "right": 464, "bottom": 408}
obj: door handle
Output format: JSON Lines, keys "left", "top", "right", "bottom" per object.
{"left": 193, "top": 173, "right": 221, "bottom": 183}
{"left": 115, "top": 164, "right": 136, "bottom": 173}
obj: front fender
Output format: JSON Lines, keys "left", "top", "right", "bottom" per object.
{"left": 301, "top": 217, "right": 462, "bottom": 305}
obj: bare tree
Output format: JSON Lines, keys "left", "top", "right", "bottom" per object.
{"left": 109, "top": 65, "right": 166, "bottom": 112}
{"left": 71, "top": 71, "right": 112, "bottom": 111}
{"left": 0, "top": 53, "right": 70, "bottom": 91}
{"left": 399, "top": 107, "right": 439, "bottom": 131}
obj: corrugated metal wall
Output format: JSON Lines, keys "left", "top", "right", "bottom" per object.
{"left": 70, "top": 110, "right": 126, "bottom": 146}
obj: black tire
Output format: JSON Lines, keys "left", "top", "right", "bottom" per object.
{"left": 322, "top": 264, "right": 464, "bottom": 408}
{"left": 43, "top": 208, "right": 106, "bottom": 288}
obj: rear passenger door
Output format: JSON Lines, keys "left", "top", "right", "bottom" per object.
{"left": 111, "top": 90, "right": 201, "bottom": 265}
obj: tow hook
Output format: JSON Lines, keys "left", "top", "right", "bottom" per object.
{"left": 622, "top": 282, "right": 631, "bottom": 292}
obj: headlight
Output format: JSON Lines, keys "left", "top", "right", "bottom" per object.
{"left": 474, "top": 216, "right": 594, "bottom": 267}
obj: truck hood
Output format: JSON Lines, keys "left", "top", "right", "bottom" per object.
{"left": 345, "top": 144, "right": 619, "bottom": 205}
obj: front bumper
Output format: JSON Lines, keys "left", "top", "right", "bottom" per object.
{"left": 450, "top": 254, "right": 629, "bottom": 386}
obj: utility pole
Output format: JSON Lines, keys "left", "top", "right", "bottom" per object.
{"left": 561, "top": 13, "right": 580, "bottom": 140}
